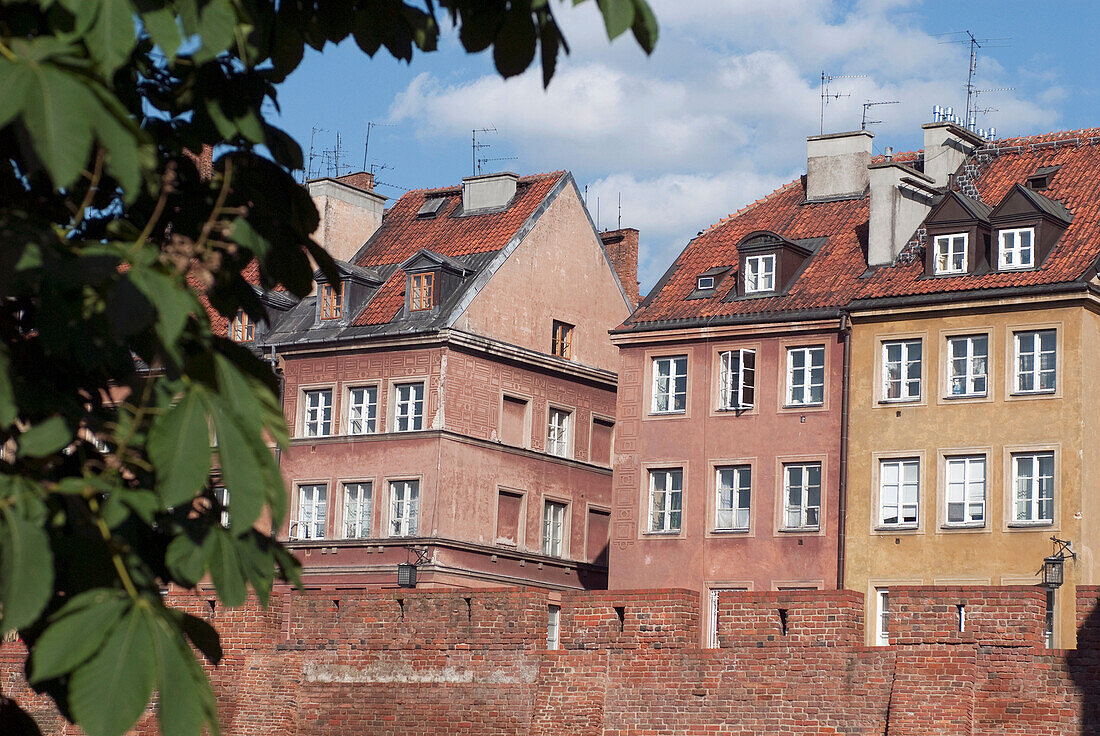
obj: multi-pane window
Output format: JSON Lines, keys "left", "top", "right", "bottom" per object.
{"left": 933, "top": 234, "right": 967, "bottom": 274}
{"left": 231, "top": 310, "right": 254, "bottom": 342}
{"left": 389, "top": 480, "right": 419, "bottom": 536}
{"left": 999, "top": 227, "right": 1035, "bottom": 270}
{"left": 294, "top": 484, "right": 327, "bottom": 540}
{"left": 879, "top": 459, "right": 919, "bottom": 527}
{"left": 947, "top": 335, "right": 988, "bottom": 397}
{"left": 347, "top": 386, "right": 378, "bottom": 435}
{"left": 551, "top": 320, "right": 574, "bottom": 359}
{"left": 320, "top": 282, "right": 344, "bottom": 320}
{"left": 783, "top": 463, "right": 821, "bottom": 529}
{"left": 213, "top": 486, "right": 231, "bottom": 528}
{"left": 786, "top": 346, "right": 825, "bottom": 406}
{"left": 648, "top": 469, "right": 683, "bottom": 533}
{"left": 1013, "top": 452, "right": 1055, "bottom": 523}
{"left": 343, "top": 482, "right": 372, "bottom": 539}
{"left": 652, "top": 356, "right": 688, "bottom": 414}
{"left": 744, "top": 254, "right": 776, "bottom": 293}
{"left": 1014, "top": 330, "right": 1056, "bottom": 394}
{"left": 546, "top": 408, "right": 571, "bottom": 458}
{"left": 543, "top": 500, "right": 567, "bottom": 557}
{"left": 394, "top": 383, "right": 424, "bottom": 431}
{"left": 715, "top": 465, "right": 751, "bottom": 531}
{"left": 410, "top": 273, "right": 434, "bottom": 311}
{"left": 718, "top": 349, "right": 755, "bottom": 410}
{"left": 875, "top": 588, "right": 889, "bottom": 646}
{"left": 302, "top": 389, "right": 333, "bottom": 437}
{"left": 547, "top": 605, "right": 561, "bottom": 650}
{"left": 945, "top": 456, "right": 986, "bottom": 525}
{"left": 882, "top": 340, "right": 922, "bottom": 401}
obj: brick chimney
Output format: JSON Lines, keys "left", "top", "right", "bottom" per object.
{"left": 805, "top": 130, "right": 873, "bottom": 201}
{"left": 308, "top": 172, "right": 386, "bottom": 264}
{"left": 600, "top": 228, "right": 640, "bottom": 307}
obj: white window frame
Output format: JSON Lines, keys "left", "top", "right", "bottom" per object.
{"left": 648, "top": 468, "right": 683, "bottom": 533}
{"left": 651, "top": 356, "right": 688, "bottom": 414}
{"left": 718, "top": 348, "right": 755, "bottom": 410}
{"left": 945, "top": 456, "right": 986, "bottom": 526}
{"left": 715, "top": 465, "right": 751, "bottom": 531}
{"left": 389, "top": 480, "right": 419, "bottom": 536}
{"left": 933, "top": 233, "right": 968, "bottom": 274}
{"left": 346, "top": 386, "right": 378, "bottom": 435}
{"left": 213, "top": 486, "right": 230, "bottom": 529}
{"left": 881, "top": 339, "right": 922, "bottom": 402}
{"left": 785, "top": 346, "right": 825, "bottom": 406}
{"left": 542, "top": 500, "right": 567, "bottom": 557}
{"left": 707, "top": 587, "right": 745, "bottom": 648}
{"left": 1014, "top": 330, "right": 1056, "bottom": 394}
{"left": 998, "top": 227, "right": 1035, "bottom": 270}
{"left": 878, "top": 459, "right": 919, "bottom": 528}
{"left": 342, "top": 481, "right": 372, "bottom": 539}
{"left": 696, "top": 275, "right": 715, "bottom": 290}
{"left": 875, "top": 588, "right": 889, "bottom": 646}
{"left": 547, "top": 605, "right": 561, "bottom": 650}
{"left": 782, "top": 463, "right": 821, "bottom": 530}
{"left": 302, "top": 388, "right": 333, "bottom": 437}
{"left": 744, "top": 254, "right": 776, "bottom": 293}
{"left": 393, "top": 382, "right": 425, "bottom": 432}
{"left": 946, "top": 335, "right": 988, "bottom": 397}
{"left": 1012, "top": 452, "right": 1055, "bottom": 524}
{"left": 546, "top": 407, "right": 572, "bottom": 458}
{"left": 293, "top": 483, "right": 327, "bottom": 540}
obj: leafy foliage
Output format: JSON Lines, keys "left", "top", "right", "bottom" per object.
{"left": 0, "top": 0, "right": 655, "bottom": 734}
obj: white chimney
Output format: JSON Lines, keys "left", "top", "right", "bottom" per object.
{"left": 805, "top": 130, "right": 874, "bottom": 201}
{"left": 867, "top": 161, "right": 937, "bottom": 266}
{"left": 462, "top": 172, "right": 518, "bottom": 212}
{"left": 308, "top": 175, "right": 386, "bottom": 264}
{"left": 921, "top": 122, "right": 985, "bottom": 188}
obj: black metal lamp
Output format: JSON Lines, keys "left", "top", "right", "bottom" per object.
{"left": 1041, "top": 537, "right": 1076, "bottom": 589}
{"left": 397, "top": 561, "right": 417, "bottom": 588}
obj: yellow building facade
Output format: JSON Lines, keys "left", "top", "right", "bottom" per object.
{"left": 845, "top": 293, "right": 1100, "bottom": 647}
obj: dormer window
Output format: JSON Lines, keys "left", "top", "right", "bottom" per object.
{"left": 410, "top": 273, "right": 434, "bottom": 311}
{"left": 933, "top": 234, "right": 968, "bottom": 275}
{"left": 696, "top": 276, "right": 715, "bottom": 290}
{"left": 744, "top": 254, "right": 776, "bottom": 293}
{"left": 231, "top": 310, "right": 254, "bottom": 342}
{"left": 998, "top": 227, "right": 1035, "bottom": 270}
{"left": 551, "top": 320, "right": 574, "bottom": 359}
{"left": 320, "top": 282, "right": 344, "bottom": 320}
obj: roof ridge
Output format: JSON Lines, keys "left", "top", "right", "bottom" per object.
{"left": 399, "top": 170, "right": 566, "bottom": 196}
{"left": 984, "top": 126, "right": 1100, "bottom": 148}
{"left": 697, "top": 179, "right": 802, "bottom": 237}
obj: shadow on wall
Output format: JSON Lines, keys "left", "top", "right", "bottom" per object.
{"left": 1069, "top": 599, "right": 1100, "bottom": 735}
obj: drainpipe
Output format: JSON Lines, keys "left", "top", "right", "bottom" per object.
{"left": 836, "top": 313, "right": 851, "bottom": 590}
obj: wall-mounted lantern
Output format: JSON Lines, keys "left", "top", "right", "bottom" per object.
{"left": 1041, "top": 537, "right": 1076, "bottom": 589}
{"left": 397, "top": 562, "right": 417, "bottom": 588}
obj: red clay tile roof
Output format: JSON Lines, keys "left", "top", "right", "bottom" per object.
{"left": 624, "top": 127, "right": 1100, "bottom": 330}
{"left": 351, "top": 172, "right": 564, "bottom": 326}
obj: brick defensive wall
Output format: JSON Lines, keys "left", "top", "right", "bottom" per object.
{"left": 4, "top": 586, "right": 1100, "bottom": 735}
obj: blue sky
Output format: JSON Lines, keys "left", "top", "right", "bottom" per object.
{"left": 273, "top": 0, "right": 1100, "bottom": 291}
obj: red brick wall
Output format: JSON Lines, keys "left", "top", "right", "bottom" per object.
{"left": 5, "top": 586, "right": 1100, "bottom": 736}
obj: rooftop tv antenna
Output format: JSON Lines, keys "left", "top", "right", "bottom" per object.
{"left": 471, "top": 127, "right": 497, "bottom": 175}
{"left": 937, "top": 31, "right": 1010, "bottom": 120}
{"left": 617, "top": 192, "right": 621, "bottom": 230}
{"left": 476, "top": 154, "right": 517, "bottom": 175}
{"left": 363, "top": 120, "right": 396, "bottom": 170}
{"left": 306, "top": 126, "right": 326, "bottom": 180}
{"left": 861, "top": 99, "right": 900, "bottom": 130}
{"left": 820, "top": 71, "right": 865, "bottom": 134}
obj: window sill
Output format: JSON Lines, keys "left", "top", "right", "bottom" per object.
{"left": 942, "top": 393, "right": 987, "bottom": 401}
{"left": 1007, "top": 520, "right": 1054, "bottom": 529}
{"left": 783, "top": 402, "right": 824, "bottom": 410}
{"left": 877, "top": 398, "right": 921, "bottom": 405}
{"left": 711, "top": 527, "right": 750, "bottom": 534}
{"left": 649, "top": 410, "right": 687, "bottom": 416}
{"left": 1010, "top": 390, "right": 1057, "bottom": 397}
{"left": 642, "top": 530, "right": 683, "bottom": 536}
{"left": 777, "top": 526, "right": 820, "bottom": 534}
{"left": 715, "top": 406, "right": 754, "bottom": 413}
{"left": 941, "top": 522, "right": 986, "bottom": 530}
{"left": 874, "top": 524, "right": 919, "bottom": 532}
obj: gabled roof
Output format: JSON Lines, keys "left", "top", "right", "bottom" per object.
{"left": 997, "top": 183, "right": 1073, "bottom": 224}
{"left": 619, "top": 127, "right": 1100, "bottom": 332}
{"left": 932, "top": 190, "right": 993, "bottom": 223}
{"left": 399, "top": 248, "right": 475, "bottom": 275}
{"left": 313, "top": 259, "right": 384, "bottom": 285}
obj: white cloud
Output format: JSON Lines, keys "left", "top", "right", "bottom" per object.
{"left": 386, "top": 0, "right": 1066, "bottom": 290}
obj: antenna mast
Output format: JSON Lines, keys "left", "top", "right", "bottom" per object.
{"left": 362, "top": 120, "right": 396, "bottom": 171}
{"left": 861, "top": 99, "right": 900, "bottom": 130}
{"left": 820, "top": 71, "right": 866, "bottom": 134}
{"left": 476, "top": 154, "right": 517, "bottom": 175}
{"left": 471, "top": 127, "right": 497, "bottom": 175}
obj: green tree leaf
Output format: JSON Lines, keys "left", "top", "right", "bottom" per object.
{"left": 493, "top": 7, "right": 537, "bottom": 78}
{"left": 596, "top": 0, "right": 634, "bottom": 39}
{"left": 151, "top": 612, "right": 219, "bottom": 736}
{"left": 148, "top": 390, "right": 212, "bottom": 507}
{"left": 141, "top": 7, "right": 182, "bottom": 59}
{"left": 30, "top": 589, "right": 130, "bottom": 683}
{"left": 22, "top": 64, "right": 98, "bottom": 189}
{"left": 86, "top": 0, "right": 138, "bottom": 75}
{"left": 0, "top": 60, "right": 33, "bottom": 129}
{"left": 0, "top": 347, "right": 17, "bottom": 428}
{"left": 18, "top": 416, "right": 72, "bottom": 458}
{"left": 207, "top": 528, "right": 247, "bottom": 606}
{"left": 69, "top": 603, "right": 156, "bottom": 736}
{"left": 0, "top": 492, "right": 53, "bottom": 632}
{"left": 630, "top": 0, "right": 658, "bottom": 53}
